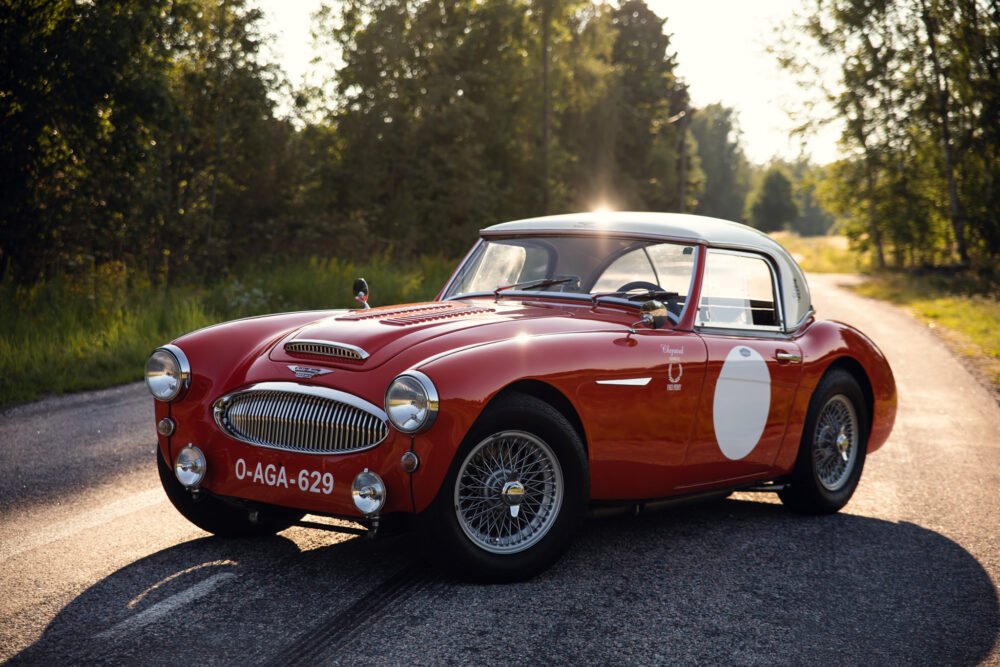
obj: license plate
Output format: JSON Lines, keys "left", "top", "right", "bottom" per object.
{"left": 234, "top": 458, "right": 334, "bottom": 495}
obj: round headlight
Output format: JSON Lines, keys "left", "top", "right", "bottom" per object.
{"left": 145, "top": 345, "right": 191, "bottom": 402}
{"left": 174, "top": 444, "right": 206, "bottom": 488}
{"left": 384, "top": 371, "right": 439, "bottom": 434}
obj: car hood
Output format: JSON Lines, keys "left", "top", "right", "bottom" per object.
{"left": 267, "top": 299, "right": 620, "bottom": 370}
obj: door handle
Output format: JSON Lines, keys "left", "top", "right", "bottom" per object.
{"left": 775, "top": 350, "right": 802, "bottom": 363}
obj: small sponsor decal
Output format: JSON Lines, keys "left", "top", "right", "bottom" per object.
{"left": 662, "top": 345, "right": 684, "bottom": 391}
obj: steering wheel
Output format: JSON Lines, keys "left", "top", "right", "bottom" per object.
{"left": 616, "top": 281, "right": 663, "bottom": 293}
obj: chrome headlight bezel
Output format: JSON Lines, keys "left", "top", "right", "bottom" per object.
{"left": 384, "top": 370, "right": 439, "bottom": 434}
{"left": 145, "top": 344, "right": 191, "bottom": 402}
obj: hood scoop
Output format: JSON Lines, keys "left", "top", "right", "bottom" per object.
{"left": 284, "top": 339, "right": 369, "bottom": 361}
{"left": 336, "top": 302, "right": 495, "bottom": 327}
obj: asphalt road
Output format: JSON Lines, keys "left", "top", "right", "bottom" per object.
{"left": 1, "top": 274, "right": 998, "bottom": 666}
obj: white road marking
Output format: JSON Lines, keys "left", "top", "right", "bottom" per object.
{"left": 0, "top": 488, "right": 165, "bottom": 562}
{"left": 97, "top": 572, "right": 237, "bottom": 640}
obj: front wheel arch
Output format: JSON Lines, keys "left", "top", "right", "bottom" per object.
{"left": 420, "top": 391, "right": 589, "bottom": 582}
{"left": 491, "top": 379, "right": 588, "bottom": 455}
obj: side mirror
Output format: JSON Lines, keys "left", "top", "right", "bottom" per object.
{"left": 353, "top": 278, "right": 370, "bottom": 309}
{"left": 635, "top": 300, "right": 668, "bottom": 330}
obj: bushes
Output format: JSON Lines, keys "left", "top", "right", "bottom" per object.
{"left": 0, "top": 256, "right": 454, "bottom": 408}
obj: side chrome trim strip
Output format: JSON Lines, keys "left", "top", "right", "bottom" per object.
{"left": 595, "top": 378, "right": 652, "bottom": 386}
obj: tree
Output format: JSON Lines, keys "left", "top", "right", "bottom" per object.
{"left": 690, "top": 104, "right": 750, "bottom": 221}
{"left": 747, "top": 168, "right": 798, "bottom": 233}
{"left": 779, "top": 0, "right": 999, "bottom": 271}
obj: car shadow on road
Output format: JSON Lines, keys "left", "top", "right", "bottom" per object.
{"left": 8, "top": 497, "right": 998, "bottom": 666}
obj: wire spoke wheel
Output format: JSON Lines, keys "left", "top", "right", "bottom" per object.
{"left": 812, "top": 394, "right": 858, "bottom": 491}
{"left": 454, "top": 430, "right": 564, "bottom": 555}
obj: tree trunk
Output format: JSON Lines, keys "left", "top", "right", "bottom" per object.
{"left": 866, "top": 159, "right": 886, "bottom": 270}
{"left": 920, "top": 0, "right": 968, "bottom": 265}
{"left": 540, "top": 0, "right": 551, "bottom": 215}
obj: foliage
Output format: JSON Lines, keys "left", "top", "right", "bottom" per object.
{"left": 747, "top": 167, "right": 799, "bottom": 232}
{"left": 770, "top": 232, "right": 863, "bottom": 274}
{"left": 690, "top": 104, "right": 751, "bottom": 222}
{"left": 851, "top": 273, "right": 1000, "bottom": 390}
{"left": 0, "top": 256, "right": 454, "bottom": 408}
{"left": 311, "top": 0, "right": 699, "bottom": 257}
{"left": 778, "top": 0, "right": 1000, "bottom": 272}
{"left": 1, "top": 0, "right": 713, "bottom": 288}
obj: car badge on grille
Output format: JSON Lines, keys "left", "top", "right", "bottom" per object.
{"left": 288, "top": 365, "right": 333, "bottom": 379}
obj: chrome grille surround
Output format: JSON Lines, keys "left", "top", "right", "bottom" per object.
{"left": 213, "top": 382, "right": 388, "bottom": 455}
{"left": 284, "top": 339, "right": 369, "bottom": 361}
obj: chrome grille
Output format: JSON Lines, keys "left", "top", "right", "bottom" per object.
{"left": 284, "top": 339, "right": 368, "bottom": 360}
{"left": 213, "top": 382, "right": 388, "bottom": 454}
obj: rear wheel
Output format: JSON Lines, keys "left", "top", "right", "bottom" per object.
{"left": 779, "top": 368, "right": 869, "bottom": 514}
{"left": 157, "top": 447, "right": 302, "bottom": 537}
{"left": 423, "top": 393, "right": 587, "bottom": 582}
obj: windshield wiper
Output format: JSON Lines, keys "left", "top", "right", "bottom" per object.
{"left": 591, "top": 289, "right": 679, "bottom": 305}
{"left": 494, "top": 277, "right": 576, "bottom": 299}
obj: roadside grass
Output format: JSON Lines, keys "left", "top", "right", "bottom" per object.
{"left": 851, "top": 272, "right": 1000, "bottom": 391}
{"left": 771, "top": 231, "right": 999, "bottom": 394}
{"left": 0, "top": 256, "right": 455, "bottom": 409}
{"left": 769, "top": 232, "right": 866, "bottom": 274}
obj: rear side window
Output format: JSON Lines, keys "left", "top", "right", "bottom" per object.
{"left": 697, "top": 249, "right": 781, "bottom": 331}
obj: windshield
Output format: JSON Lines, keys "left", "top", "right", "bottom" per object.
{"left": 443, "top": 236, "right": 697, "bottom": 314}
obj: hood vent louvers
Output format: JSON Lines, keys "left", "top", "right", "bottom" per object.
{"left": 284, "top": 339, "right": 369, "bottom": 360}
{"left": 381, "top": 306, "right": 494, "bottom": 326}
{"left": 336, "top": 303, "right": 454, "bottom": 321}
{"left": 335, "top": 302, "right": 495, "bottom": 326}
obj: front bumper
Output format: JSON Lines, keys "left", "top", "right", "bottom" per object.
{"left": 157, "top": 402, "right": 415, "bottom": 519}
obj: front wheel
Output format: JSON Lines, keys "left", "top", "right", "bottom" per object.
{"left": 779, "top": 368, "right": 869, "bottom": 514}
{"left": 423, "top": 393, "right": 588, "bottom": 582}
{"left": 157, "top": 447, "right": 303, "bottom": 537}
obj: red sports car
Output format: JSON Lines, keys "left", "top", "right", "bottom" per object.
{"left": 146, "top": 212, "right": 896, "bottom": 581}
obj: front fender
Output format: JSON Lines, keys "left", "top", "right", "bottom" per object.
{"left": 407, "top": 331, "right": 606, "bottom": 513}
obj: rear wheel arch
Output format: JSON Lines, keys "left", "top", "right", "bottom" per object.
{"left": 825, "top": 356, "right": 874, "bottom": 437}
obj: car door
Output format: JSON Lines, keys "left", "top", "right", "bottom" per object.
{"left": 675, "top": 248, "right": 804, "bottom": 491}
{"left": 580, "top": 241, "right": 710, "bottom": 500}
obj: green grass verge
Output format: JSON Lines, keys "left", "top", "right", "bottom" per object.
{"left": 769, "top": 232, "right": 866, "bottom": 274}
{"left": 852, "top": 273, "right": 1000, "bottom": 390}
{"left": 0, "top": 255, "right": 455, "bottom": 409}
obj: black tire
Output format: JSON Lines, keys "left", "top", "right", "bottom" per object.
{"left": 157, "top": 447, "right": 303, "bottom": 537}
{"left": 422, "top": 393, "right": 588, "bottom": 583}
{"left": 779, "top": 368, "right": 869, "bottom": 514}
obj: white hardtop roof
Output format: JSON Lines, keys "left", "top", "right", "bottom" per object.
{"left": 481, "top": 211, "right": 780, "bottom": 253}
{"left": 481, "top": 212, "right": 813, "bottom": 330}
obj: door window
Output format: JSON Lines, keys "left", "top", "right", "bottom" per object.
{"left": 697, "top": 249, "right": 781, "bottom": 331}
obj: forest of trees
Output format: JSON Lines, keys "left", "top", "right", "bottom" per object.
{"left": 1, "top": 0, "right": 996, "bottom": 289}
{"left": 781, "top": 0, "right": 999, "bottom": 271}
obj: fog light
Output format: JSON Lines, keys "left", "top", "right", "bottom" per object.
{"left": 351, "top": 469, "right": 385, "bottom": 516}
{"left": 157, "top": 417, "right": 176, "bottom": 437}
{"left": 400, "top": 451, "right": 419, "bottom": 473}
{"left": 174, "top": 444, "right": 206, "bottom": 489}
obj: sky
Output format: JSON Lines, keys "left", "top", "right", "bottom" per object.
{"left": 253, "top": 0, "right": 841, "bottom": 165}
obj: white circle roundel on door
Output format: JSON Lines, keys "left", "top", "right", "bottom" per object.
{"left": 712, "top": 346, "right": 771, "bottom": 460}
